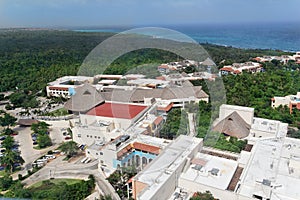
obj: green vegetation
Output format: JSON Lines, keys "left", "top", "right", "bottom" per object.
{"left": 59, "top": 141, "right": 79, "bottom": 158}
{"left": 160, "top": 108, "right": 188, "bottom": 139}
{"left": 107, "top": 166, "right": 137, "bottom": 199}
{"left": 0, "top": 94, "right": 5, "bottom": 101}
{"left": 160, "top": 102, "right": 247, "bottom": 153}
{"left": 0, "top": 174, "right": 14, "bottom": 191}
{"left": 0, "top": 112, "right": 17, "bottom": 135}
{"left": 190, "top": 191, "right": 217, "bottom": 200}
{"left": 31, "top": 122, "right": 52, "bottom": 149}
{"left": 0, "top": 138, "right": 23, "bottom": 173}
{"left": 0, "top": 134, "right": 24, "bottom": 173}
{"left": 1, "top": 29, "right": 299, "bottom": 143}
{"left": 222, "top": 63, "right": 300, "bottom": 127}
{"left": 30, "top": 178, "right": 82, "bottom": 188}
{"left": 1, "top": 176, "right": 95, "bottom": 199}
{"left": 204, "top": 133, "right": 247, "bottom": 153}
{"left": 201, "top": 43, "right": 292, "bottom": 65}
{"left": 44, "top": 108, "right": 69, "bottom": 117}
{"left": 99, "top": 195, "right": 113, "bottom": 200}
{"left": 0, "top": 30, "right": 177, "bottom": 94}
{"left": 7, "top": 91, "right": 40, "bottom": 109}
{"left": 0, "top": 30, "right": 112, "bottom": 93}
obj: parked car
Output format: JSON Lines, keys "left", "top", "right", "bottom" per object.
{"left": 13, "top": 163, "right": 21, "bottom": 167}
{"left": 45, "top": 155, "right": 56, "bottom": 159}
{"left": 65, "top": 136, "right": 72, "bottom": 140}
{"left": 33, "top": 141, "right": 38, "bottom": 145}
{"left": 0, "top": 136, "right": 6, "bottom": 140}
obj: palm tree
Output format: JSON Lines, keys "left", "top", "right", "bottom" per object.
{"left": 31, "top": 121, "right": 49, "bottom": 133}
{"left": 1, "top": 150, "right": 24, "bottom": 173}
{"left": 2, "top": 135, "right": 14, "bottom": 149}
{"left": 59, "top": 141, "right": 79, "bottom": 157}
{"left": 0, "top": 113, "right": 17, "bottom": 134}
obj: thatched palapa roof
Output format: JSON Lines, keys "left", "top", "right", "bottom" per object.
{"left": 64, "top": 83, "right": 105, "bottom": 112}
{"left": 212, "top": 111, "right": 250, "bottom": 139}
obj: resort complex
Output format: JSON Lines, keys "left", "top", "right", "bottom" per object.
{"left": 1, "top": 30, "right": 300, "bottom": 200}
{"left": 43, "top": 72, "right": 296, "bottom": 200}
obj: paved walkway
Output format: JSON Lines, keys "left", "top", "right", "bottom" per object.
{"left": 188, "top": 113, "right": 196, "bottom": 137}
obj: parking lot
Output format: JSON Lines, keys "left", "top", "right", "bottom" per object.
{"left": 11, "top": 120, "right": 70, "bottom": 177}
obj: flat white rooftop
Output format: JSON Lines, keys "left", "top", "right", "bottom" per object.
{"left": 136, "top": 135, "right": 202, "bottom": 200}
{"left": 251, "top": 117, "right": 288, "bottom": 138}
{"left": 48, "top": 75, "right": 93, "bottom": 85}
{"left": 220, "top": 104, "right": 254, "bottom": 112}
{"left": 127, "top": 78, "right": 169, "bottom": 86}
{"left": 238, "top": 137, "right": 300, "bottom": 200}
{"left": 180, "top": 152, "right": 238, "bottom": 190}
{"left": 98, "top": 79, "right": 117, "bottom": 85}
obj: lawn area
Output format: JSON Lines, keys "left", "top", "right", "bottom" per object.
{"left": 0, "top": 170, "right": 7, "bottom": 177}
{"left": 44, "top": 108, "right": 69, "bottom": 117}
{"left": 30, "top": 178, "right": 82, "bottom": 188}
{"left": 24, "top": 177, "right": 95, "bottom": 199}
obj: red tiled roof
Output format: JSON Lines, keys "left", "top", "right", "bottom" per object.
{"left": 156, "top": 76, "right": 166, "bottom": 81}
{"left": 191, "top": 158, "right": 207, "bottom": 166}
{"left": 86, "top": 103, "right": 147, "bottom": 119}
{"left": 220, "top": 67, "right": 234, "bottom": 72}
{"left": 49, "top": 86, "right": 69, "bottom": 91}
{"left": 154, "top": 116, "right": 163, "bottom": 125}
{"left": 133, "top": 142, "right": 160, "bottom": 154}
{"left": 253, "top": 57, "right": 261, "bottom": 62}
{"left": 233, "top": 70, "right": 241, "bottom": 74}
{"left": 127, "top": 177, "right": 134, "bottom": 184}
{"left": 117, "top": 144, "right": 132, "bottom": 158}
{"left": 117, "top": 142, "right": 160, "bottom": 158}
{"left": 157, "top": 102, "right": 174, "bottom": 112}
{"left": 158, "top": 65, "right": 169, "bottom": 69}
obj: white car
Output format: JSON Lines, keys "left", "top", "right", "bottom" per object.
{"left": 45, "top": 155, "right": 56, "bottom": 159}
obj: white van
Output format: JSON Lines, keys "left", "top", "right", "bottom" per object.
{"left": 81, "top": 157, "right": 88, "bottom": 163}
{"left": 84, "top": 157, "right": 91, "bottom": 163}
{"left": 45, "top": 155, "right": 56, "bottom": 159}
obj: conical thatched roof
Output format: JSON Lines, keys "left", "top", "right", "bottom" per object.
{"left": 212, "top": 111, "right": 250, "bottom": 139}
{"left": 201, "top": 58, "right": 216, "bottom": 66}
{"left": 64, "top": 83, "right": 105, "bottom": 112}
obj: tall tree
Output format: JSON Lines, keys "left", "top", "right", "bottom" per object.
{"left": 1, "top": 149, "right": 24, "bottom": 173}
{"left": 59, "top": 141, "right": 79, "bottom": 157}
{"left": 0, "top": 113, "right": 17, "bottom": 134}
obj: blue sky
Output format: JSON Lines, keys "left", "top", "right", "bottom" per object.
{"left": 0, "top": 0, "right": 300, "bottom": 28}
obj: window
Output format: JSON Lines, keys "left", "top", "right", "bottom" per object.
{"left": 100, "top": 152, "right": 103, "bottom": 155}
{"left": 87, "top": 135, "right": 89, "bottom": 137}
{"left": 77, "top": 134, "right": 81, "bottom": 138}
{"left": 96, "top": 153, "right": 98, "bottom": 155}
{"left": 95, "top": 136, "right": 97, "bottom": 138}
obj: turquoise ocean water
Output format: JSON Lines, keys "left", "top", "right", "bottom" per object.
{"left": 73, "top": 22, "right": 300, "bottom": 52}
